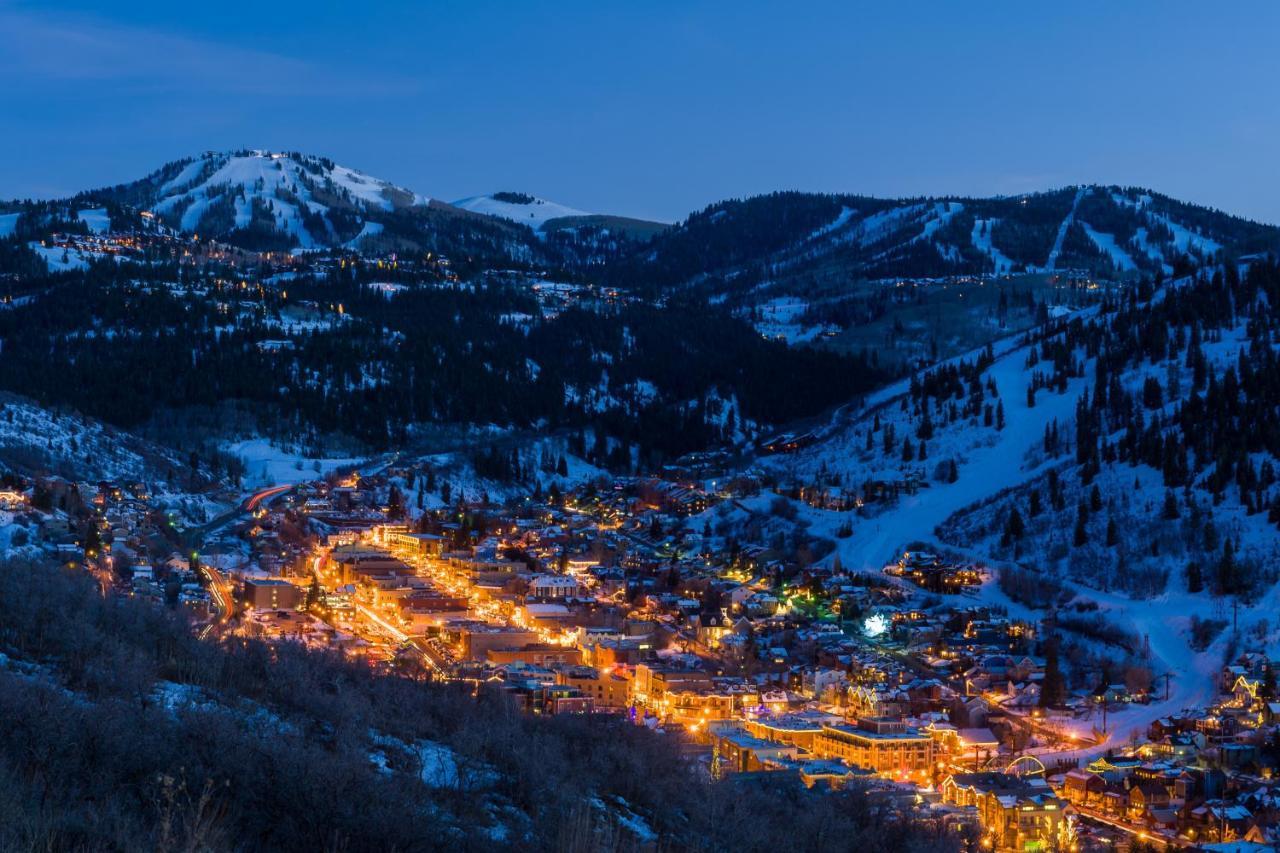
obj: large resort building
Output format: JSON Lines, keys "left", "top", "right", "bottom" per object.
{"left": 810, "top": 716, "right": 934, "bottom": 777}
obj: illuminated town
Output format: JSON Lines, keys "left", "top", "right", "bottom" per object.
{"left": 2, "top": 452, "right": 1267, "bottom": 852}
{"left": 4, "top": 6, "right": 1280, "bottom": 849}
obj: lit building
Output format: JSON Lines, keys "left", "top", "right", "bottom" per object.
{"left": 941, "top": 772, "right": 1071, "bottom": 852}
{"left": 243, "top": 577, "right": 305, "bottom": 611}
{"left": 811, "top": 717, "right": 934, "bottom": 777}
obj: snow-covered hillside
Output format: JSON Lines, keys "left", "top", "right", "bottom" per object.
{"left": 0, "top": 394, "right": 184, "bottom": 484}
{"left": 0, "top": 212, "right": 23, "bottom": 237}
{"left": 128, "top": 151, "right": 429, "bottom": 249}
{"left": 749, "top": 263, "right": 1280, "bottom": 725}
{"left": 645, "top": 185, "right": 1278, "bottom": 310}
{"left": 0, "top": 394, "right": 234, "bottom": 523}
{"left": 452, "top": 192, "right": 589, "bottom": 231}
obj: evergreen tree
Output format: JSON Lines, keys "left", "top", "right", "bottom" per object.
{"left": 1203, "top": 520, "right": 1218, "bottom": 552}
{"left": 387, "top": 484, "right": 405, "bottom": 520}
{"left": 305, "top": 575, "right": 322, "bottom": 610}
{"left": 1002, "top": 507, "right": 1025, "bottom": 546}
{"left": 1040, "top": 639, "right": 1065, "bottom": 707}
{"left": 1073, "top": 503, "right": 1089, "bottom": 547}
{"left": 1216, "top": 540, "right": 1236, "bottom": 595}
{"left": 1186, "top": 561, "right": 1203, "bottom": 594}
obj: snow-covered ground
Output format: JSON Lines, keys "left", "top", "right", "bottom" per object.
{"left": 77, "top": 208, "right": 110, "bottom": 234}
{"left": 971, "top": 218, "right": 1015, "bottom": 274}
{"left": 781, "top": 335, "right": 1086, "bottom": 573}
{"left": 408, "top": 441, "right": 608, "bottom": 512}
{"left": 807, "top": 206, "right": 857, "bottom": 241}
{"left": 30, "top": 243, "right": 92, "bottom": 272}
{"left": 1080, "top": 222, "right": 1137, "bottom": 272}
{"left": 1149, "top": 212, "right": 1222, "bottom": 257}
{"left": 224, "top": 438, "right": 361, "bottom": 489}
{"left": 1131, "top": 226, "right": 1173, "bottom": 275}
{"left": 748, "top": 296, "right": 830, "bottom": 344}
{"left": 344, "top": 220, "right": 384, "bottom": 248}
{"left": 0, "top": 212, "right": 20, "bottom": 237}
{"left": 452, "top": 193, "right": 589, "bottom": 230}
{"left": 0, "top": 396, "right": 181, "bottom": 483}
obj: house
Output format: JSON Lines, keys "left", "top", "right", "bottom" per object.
{"left": 555, "top": 666, "right": 631, "bottom": 710}
{"left": 1187, "top": 802, "right": 1254, "bottom": 843}
{"left": 1126, "top": 781, "right": 1171, "bottom": 821}
{"left": 952, "top": 727, "right": 1000, "bottom": 767}
{"left": 941, "top": 772, "right": 1069, "bottom": 852}
{"left": 695, "top": 610, "right": 731, "bottom": 648}
{"left": 951, "top": 695, "right": 990, "bottom": 728}
{"left": 529, "top": 574, "right": 581, "bottom": 600}
{"left": 1061, "top": 769, "right": 1106, "bottom": 808}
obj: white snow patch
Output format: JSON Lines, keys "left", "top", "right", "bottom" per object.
{"left": 77, "top": 208, "right": 111, "bottom": 234}
{"left": 807, "top": 206, "right": 857, "bottom": 241}
{"left": 971, "top": 219, "right": 1015, "bottom": 274}
{"left": 1150, "top": 213, "right": 1222, "bottom": 257}
{"left": 344, "top": 220, "right": 384, "bottom": 248}
{"left": 29, "top": 243, "right": 93, "bottom": 272}
{"left": 453, "top": 194, "right": 589, "bottom": 230}
{"left": 1079, "top": 222, "right": 1136, "bottom": 272}
{"left": 1042, "top": 186, "right": 1086, "bottom": 272}
{"left": 224, "top": 438, "right": 361, "bottom": 489}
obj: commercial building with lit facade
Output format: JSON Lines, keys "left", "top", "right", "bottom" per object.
{"left": 811, "top": 717, "right": 934, "bottom": 776}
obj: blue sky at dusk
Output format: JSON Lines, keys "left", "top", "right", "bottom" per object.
{"left": 1, "top": 1, "right": 1277, "bottom": 223}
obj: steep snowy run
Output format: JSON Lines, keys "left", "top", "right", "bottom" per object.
{"left": 1041, "top": 185, "right": 1086, "bottom": 272}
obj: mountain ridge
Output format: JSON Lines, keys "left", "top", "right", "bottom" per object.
{"left": 6, "top": 153, "right": 1278, "bottom": 291}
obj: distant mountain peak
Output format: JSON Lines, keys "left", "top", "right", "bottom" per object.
{"left": 88, "top": 150, "right": 433, "bottom": 251}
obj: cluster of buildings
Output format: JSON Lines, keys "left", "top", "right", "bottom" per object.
{"left": 21, "top": 445, "right": 1280, "bottom": 852}
{"left": 0, "top": 473, "right": 218, "bottom": 618}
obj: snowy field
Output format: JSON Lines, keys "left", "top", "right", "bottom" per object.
{"left": 452, "top": 193, "right": 589, "bottom": 230}
{"left": 225, "top": 438, "right": 362, "bottom": 489}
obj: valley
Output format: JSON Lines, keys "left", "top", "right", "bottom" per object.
{"left": 2, "top": 151, "right": 1280, "bottom": 850}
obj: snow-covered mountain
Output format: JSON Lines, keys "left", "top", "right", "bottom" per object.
{"left": 136, "top": 151, "right": 426, "bottom": 247}
{"left": 606, "top": 186, "right": 1280, "bottom": 296}
{"left": 452, "top": 191, "right": 590, "bottom": 231}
